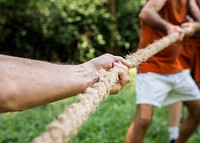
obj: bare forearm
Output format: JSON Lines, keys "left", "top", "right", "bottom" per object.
{"left": 0, "top": 55, "right": 98, "bottom": 112}
{"left": 189, "top": 0, "right": 200, "bottom": 21}
{"left": 139, "top": 8, "right": 170, "bottom": 33}
{"left": 139, "top": 0, "right": 170, "bottom": 34}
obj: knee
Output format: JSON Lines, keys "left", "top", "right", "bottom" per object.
{"left": 137, "top": 114, "right": 152, "bottom": 128}
{"left": 135, "top": 105, "right": 153, "bottom": 129}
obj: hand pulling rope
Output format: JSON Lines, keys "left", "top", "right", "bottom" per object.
{"left": 31, "top": 31, "right": 185, "bottom": 143}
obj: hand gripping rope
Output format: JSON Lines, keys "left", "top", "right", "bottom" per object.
{"left": 31, "top": 30, "right": 188, "bottom": 143}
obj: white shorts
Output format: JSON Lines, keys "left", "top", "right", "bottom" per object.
{"left": 136, "top": 69, "right": 200, "bottom": 108}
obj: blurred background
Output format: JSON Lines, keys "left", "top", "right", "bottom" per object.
{"left": 1, "top": 1, "right": 200, "bottom": 143}
{"left": 0, "top": 0, "right": 144, "bottom": 63}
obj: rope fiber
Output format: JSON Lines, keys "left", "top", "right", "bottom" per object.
{"left": 31, "top": 31, "right": 185, "bottom": 143}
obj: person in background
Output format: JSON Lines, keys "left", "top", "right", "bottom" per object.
{"left": 125, "top": 0, "right": 200, "bottom": 143}
{"left": 0, "top": 53, "right": 130, "bottom": 113}
{"left": 168, "top": 0, "right": 200, "bottom": 142}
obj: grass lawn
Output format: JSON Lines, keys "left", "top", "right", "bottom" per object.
{"left": 0, "top": 69, "right": 200, "bottom": 143}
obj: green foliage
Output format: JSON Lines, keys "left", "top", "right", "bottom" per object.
{"left": 0, "top": 0, "right": 141, "bottom": 62}
{"left": 116, "top": 0, "right": 141, "bottom": 51}
{"left": 0, "top": 97, "right": 77, "bottom": 143}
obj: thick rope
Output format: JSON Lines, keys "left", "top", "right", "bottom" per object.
{"left": 31, "top": 32, "right": 182, "bottom": 143}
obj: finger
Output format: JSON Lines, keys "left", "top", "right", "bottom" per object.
{"left": 98, "top": 69, "right": 107, "bottom": 77}
{"left": 113, "top": 62, "right": 129, "bottom": 74}
{"left": 109, "top": 64, "right": 130, "bottom": 95}
{"left": 110, "top": 83, "right": 121, "bottom": 95}
{"left": 181, "top": 22, "right": 190, "bottom": 28}
{"left": 113, "top": 56, "right": 131, "bottom": 68}
{"left": 113, "top": 66, "right": 130, "bottom": 87}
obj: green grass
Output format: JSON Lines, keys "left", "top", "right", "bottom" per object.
{"left": 0, "top": 69, "right": 200, "bottom": 143}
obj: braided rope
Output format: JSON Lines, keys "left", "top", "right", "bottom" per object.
{"left": 31, "top": 32, "right": 181, "bottom": 143}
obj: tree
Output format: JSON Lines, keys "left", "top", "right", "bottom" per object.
{"left": 0, "top": 0, "right": 142, "bottom": 62}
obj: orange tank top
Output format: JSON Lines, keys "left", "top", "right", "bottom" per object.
{"left": 197, "top": 0, "right": 200, "bottom": 7}
{"left": 138, "top": 0, "right": 188, "bottom": 74}
{"left": 180, "top": 38, "right": 200, "bottom": 81}
{"left": 179, "top": 0, "right": 200, "bottom": 81}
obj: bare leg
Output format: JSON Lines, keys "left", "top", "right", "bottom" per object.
{"left": 168, "top": 102, "right": 182, "bottom": 127}
{"left": 125, "top": 104, "right": 154, "bottom": 143}
{"left": 168, "top": 102, "right": 182, "bottom": 140}
{"left": 176, "top": 100, "right": 200, "bottom": 143}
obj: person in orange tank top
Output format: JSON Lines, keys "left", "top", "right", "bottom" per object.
{"left": 181, "top": 0, "right": 200, "bottom": 88}
{"left": 125, "top": 0, "right": 200, "bottom": 143}
{"left": 167, "top": 0, "right": 200, "bottom": 142}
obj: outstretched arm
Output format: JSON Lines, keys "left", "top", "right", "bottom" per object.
{"left": 0, "top": 54, "right": 130, "bottom": 112}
